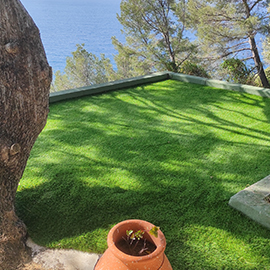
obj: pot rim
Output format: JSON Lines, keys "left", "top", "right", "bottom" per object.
{"left": 107, "top": 219, "right": 166, "bottom": 262}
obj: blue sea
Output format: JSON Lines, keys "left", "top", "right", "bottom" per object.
{"left": 20, "top": 0, "right": 124, "bottom": 73}
{"left": 19, "top": 0, "right": 265, "bottom": 75}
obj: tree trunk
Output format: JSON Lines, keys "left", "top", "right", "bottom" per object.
{"left": 249, "top": 36, "right": 270, "bottom": 88}
{"left": 242, "top": 0, "right": 270, "bottom": 88}
{"left": 0, "top": 0, "right": 52, "bottom": 269}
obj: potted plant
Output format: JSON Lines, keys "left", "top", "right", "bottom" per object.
{"left": 95, "top": 219, "right": 172, "bottom": 270}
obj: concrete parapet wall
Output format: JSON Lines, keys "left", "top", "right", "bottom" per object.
{"left": 169, "top": 72, "right": 270, "bottom": 98}
{"left": 49, "top": 71, "right": 270, "bottom": 104}
{"left": 168, "top": 72, "right": 208, "bottom": 85}
{"left": 49, "top": 72, "right": 169, "bottom": 103}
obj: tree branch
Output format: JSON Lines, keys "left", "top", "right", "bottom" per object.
{"left": 221, "top": 48, "right": 251, "bottom": 58}
{"left": 250, "top": 0, "right": 264, "bottom": 12}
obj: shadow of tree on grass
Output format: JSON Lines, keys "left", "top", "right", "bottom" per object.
{"left": 16, "top": 80, "right": 270, "bottom": 269}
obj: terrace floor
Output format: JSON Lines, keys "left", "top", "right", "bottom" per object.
{"left": 17, "top": 78, "right": 270, "bottom": 269}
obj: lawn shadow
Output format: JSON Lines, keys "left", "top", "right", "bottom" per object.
{"left": 16, "top": 80, "right": 270, "bottom": 269}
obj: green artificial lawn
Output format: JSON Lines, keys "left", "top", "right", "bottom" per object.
{"left": 16, "top": 80, "right": 270, "bottom": 269}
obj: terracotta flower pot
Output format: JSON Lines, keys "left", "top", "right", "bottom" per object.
{"left": 95, "top": 219, "right": 173, "bottom": 270}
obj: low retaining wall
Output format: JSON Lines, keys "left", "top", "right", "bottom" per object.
{"left": 49, "top": 72, "right": 270, "bottom": 104}
{"left": 169, "top": 72, "right": 270, "bottom": 98}
{"left": 49, "top": 72, "right": 170, "bottom": 103}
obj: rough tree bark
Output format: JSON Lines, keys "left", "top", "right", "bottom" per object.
{"left": 242, "top": 0, "right": 270, "bottom": 88}
{"left": 249, "top": 36, "right": 270, "bottom": 88}
{"left": 0, "top": 0, "right": 52, "bottom": 269}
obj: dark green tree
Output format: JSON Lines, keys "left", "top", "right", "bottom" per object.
{"left": 221, "top": 58, "right": 251, "bottom": 84}
{"left": 180, "top": 61, "right": 211, "bottom": 78}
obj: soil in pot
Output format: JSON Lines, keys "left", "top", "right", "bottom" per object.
{"left": 116, "top": 238, "right": 157, "bottom": 256}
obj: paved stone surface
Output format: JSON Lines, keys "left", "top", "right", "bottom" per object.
{"left": 229, "top": 174, "right": 270, "bottom": 229}
{"left": 26, "top": 238, "right": 100, "bottom": 270}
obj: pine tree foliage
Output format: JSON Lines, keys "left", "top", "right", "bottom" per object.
{"left": 113, "top": 0, "right": 196, "bottom": 78}
{"left": 263, "top": 4, "right": 270, "bottom": 65}
{"left": 51, "top": 0, "right": 270, "bottom": 89}
{"left": 188, "top": 0, "right": 270, "bottom": 87}
{"left": 52, "top": 44, "right": 115, "bottom": 91}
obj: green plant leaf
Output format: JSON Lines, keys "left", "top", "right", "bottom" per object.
{"left": 149, "top": 226, "right": 159, "bottom": 238}
{"left": 126, "top": 230, "right": 133, "bottom": 237}
{"left": 134, "top": 230, "right": 144, "bottom": 240}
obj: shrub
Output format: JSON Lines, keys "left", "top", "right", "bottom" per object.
{"left": 221, "top": 58, "right": 251, "bottom": 84}
{"left": 180, "top": 61, "right": 211, "bottom": 78}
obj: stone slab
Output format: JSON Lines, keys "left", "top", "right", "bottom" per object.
{"left": 26, "top": 238, "right": 100, "bottom": 270}
{"left": 229, "top": 174, "right": 270, "bottom": 229}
